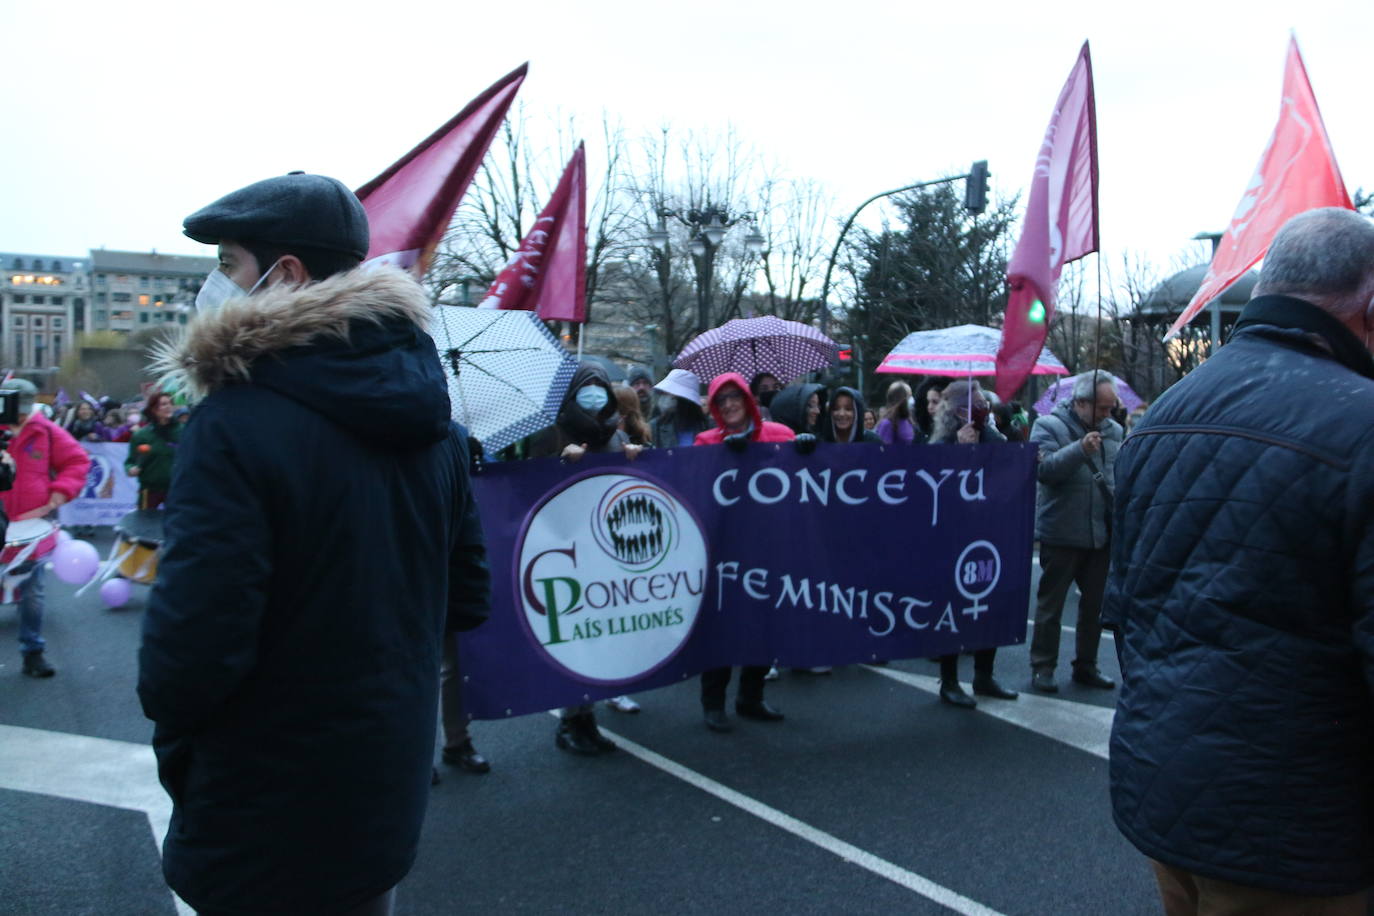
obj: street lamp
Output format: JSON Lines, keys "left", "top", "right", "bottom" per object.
{"left": 649, "top": 204, "right": 763, "bottom": 334}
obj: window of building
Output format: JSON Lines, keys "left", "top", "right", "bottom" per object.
{"left": 112, "top": 292, "right": 131, "bottom": 303}
{"left": 11, "top": 259, "right": 23, "bottom": 270}
{"left": 31, "top": 295, "right": 44, "bottom": 305}
{"left": 96, "top": 292, "right": 106, "bottom": 304}
{"left": 33, "top": 317, "right": 43, "bottom": 329}
{"left": 96, "top": 310, "right": 108, "bottom": 323}
{"left": 140, "top": 313, "right": 149, "bottom": 324}
{"left": 12, "top": 316, "right": 25, "bottom": 327}
{"left": 12, "top": 294, "right": 25, "bottom": 304}
{"left": 52, "top": 336, "right": 62, "bottom": 365}
{"left": 13, "top": 332, "right": 22, "bottom": 363}
{"left": 179, "top": 313, "right": 189, "bottom": 325}
{"left": 50, "top": 261, "right": 61, "bottom": 272}
{"left": 73, "top": 297, "right": 84, "bottom": 308}
{"left": 139, "top": 277, "right": 149, "bottom": 289}
{"left": 138, "top": 294, "right": 150, "bottom": 306}
{"left": 34, "top": 336, "right": 45, "bottom": 363}
{"left": 50, "top": 296, "right": 63, "bottom": 305}
{"left": 52, "top": 318, "right": 63, "bottom": 329}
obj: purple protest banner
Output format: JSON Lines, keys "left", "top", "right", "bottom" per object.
{"left": 459, "top": 442, "right": 1035, "bottom": 719}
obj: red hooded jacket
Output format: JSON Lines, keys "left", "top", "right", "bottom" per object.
{"left": 693, "top": 372, "right": 796, "bottom": 446}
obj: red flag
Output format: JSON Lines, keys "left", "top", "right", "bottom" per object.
{"left": 995, "top": 41, "right": 1099, "bottom": 401}
{"left": 1164, "top": 38, "right": 1351, "bottom": 340}
{"left": 355, "top": 63, "right": 527, "bottom": 275}
{"left": 478, "top": 143, "right": 587, "bottom": 323}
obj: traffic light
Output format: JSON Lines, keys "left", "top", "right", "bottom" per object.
{"left": 965, "top": 160, "right": 990, "bottom": 215}
{"left": 837, "top": 346, "right": 853, "bottom": 362}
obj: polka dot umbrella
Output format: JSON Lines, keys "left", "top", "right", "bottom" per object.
{"left": 672, "top": 316, "right": 839, "bottom": 385}
{"left": 427, "top": 307, "right": 578, "bottom": 452}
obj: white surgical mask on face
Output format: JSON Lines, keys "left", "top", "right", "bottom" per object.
{"left": 575, "top": 385, "right": 608, "bottom": 412}
{"left": 194, "top": 259, "right": 281, "bottom": 313}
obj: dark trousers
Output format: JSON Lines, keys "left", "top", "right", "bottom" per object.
{"left": 700, "top": 666, "right": 768, "bottom": 710}
{"left": 439, "top": 632, "right": 468, "bottom": 751}
{"left": 199, "top": 886, "right": 395, "bottom": 916}
{"left": 1030, "top": 543, "right": 1108, "bottom": 673}
{"left": 1151, "top": 859, "right": 1367, "bottom": 916}
{"left": 938, "top": 648, "right": 996, "bottom": 683}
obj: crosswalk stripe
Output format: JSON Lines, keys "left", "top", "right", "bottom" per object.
{"left": 862, "top": 666, "right": 1113, "bottom": 760}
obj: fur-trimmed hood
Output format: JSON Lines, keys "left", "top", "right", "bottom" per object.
{"left": 154, "top": 267, "right": 451, "bottom": 449}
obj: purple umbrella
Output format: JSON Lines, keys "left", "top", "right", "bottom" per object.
{"left": 673, "top": 316, "right": 839, "bottom": 385}
{"left": 1034, "top": 371, "right": 1144, "bottom": 415}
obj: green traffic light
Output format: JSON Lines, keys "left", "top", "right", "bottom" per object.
{"left": 1027, "top": 299, "right": 1046, "bottom": 324}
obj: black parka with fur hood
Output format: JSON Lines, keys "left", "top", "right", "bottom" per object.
{"left": 138, "top": 267, "right": 490, "bottom": 914}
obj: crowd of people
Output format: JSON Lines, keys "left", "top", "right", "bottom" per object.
{"left": 9, "top": 170, "right": 1367, "bottom": 916}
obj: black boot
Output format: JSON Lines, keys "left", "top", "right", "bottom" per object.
{"left": 574, "top": 711, "right": 616, "bottom": 752}
{"left": 555, "top": 716, "right": 602, "bottom": 755}
{"left": 972, "top": 674, "right": 1019, "bottom": 700}
{"left": 22, "top": 651, "right": 54, "bottom": 678}
{"left": 939, "top": 679, "right": 976, "bottom": 708}
{"left": 442, "top": 739, "right": 491, "bottom": 773}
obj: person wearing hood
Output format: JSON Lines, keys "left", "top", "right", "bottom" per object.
{"left": 824, "top": 386, "right": 881, "bottom": 444}
{"left": 648, "top": 369, "right": 710, "bottom": 449}
{"left": 533, "top": 362, "right": 643, "bottom": 752}
{"left": 694, "top": 372, "right": 804, "bottom": 731}
{"left": 768, "top": 381, "right": 826, "bottom": 438}
{"left": 926, "top": 381, "right": 1018, "bottom": 708}
{"left": 138, "top": 173, "right": 491, "bottom": 916}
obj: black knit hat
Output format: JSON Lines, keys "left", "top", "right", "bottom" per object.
{"left": 183, "top": 172, "right": 370, "bottom": 260}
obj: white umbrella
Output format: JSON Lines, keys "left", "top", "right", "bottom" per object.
{"left": 427, "top": 307, "right": 578, "bottom": 452}
{"left": 876, "top": 324, "right": 1069, "bottom": 378}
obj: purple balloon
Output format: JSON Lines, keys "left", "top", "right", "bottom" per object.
{"left": 56, "top": 528, "right": 73, "bottom": 543}
{"left": 99, "top": 577, "right": 133, "bottom": 608}
{"left": 52, "top": 539, "right": 100, "bottom": 586}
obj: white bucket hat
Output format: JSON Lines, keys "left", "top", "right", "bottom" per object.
{"left": 653, "top": 368, "right": 701, "bottom": 402}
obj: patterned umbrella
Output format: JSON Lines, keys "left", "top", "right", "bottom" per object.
{"left": 673, "top": 316, "right": 839, "bottom": 385}
{"left": 427, "top": 307, "right": 578, "bottom": 452}
{"left": 1034, "top": 371, "right": 1144, "bottom": 415}
{"left": 876, "top": 324, "right": 1069, "bottom": 377}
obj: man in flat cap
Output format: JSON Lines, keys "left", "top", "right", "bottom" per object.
{"left": 139, "top": 173, "right": 490, "bottom": 916}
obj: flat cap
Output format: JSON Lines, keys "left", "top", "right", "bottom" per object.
{"left": 183, "top": 172, "right": 370, "bottom": 260}
{"left": 0, "top": 378, "right": 38, "bottom": 396}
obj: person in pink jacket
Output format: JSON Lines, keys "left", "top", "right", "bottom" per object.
{"left": 694, "top": 372, "right": 802, "bottom": 732}
{"left": 0, "top": 379, "right": 92, "bottom": 677}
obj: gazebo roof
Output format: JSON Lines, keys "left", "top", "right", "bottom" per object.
{"left": 1139, "top": 264, "right": 1259, "bottom": 318}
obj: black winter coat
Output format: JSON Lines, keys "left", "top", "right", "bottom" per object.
{"left": 1104, "top": 294, "right": 1374, "bottom": 895}
{"left": 138, "top": 268, "right": 490, "bottom": 915}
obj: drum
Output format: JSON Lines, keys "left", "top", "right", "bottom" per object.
{"left": 114, "top": 509, "right": 164, "bottom": 585}
{"left": 1, "top": 518, "right": 57, "bottom": 569}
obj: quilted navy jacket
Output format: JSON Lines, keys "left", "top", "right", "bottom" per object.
{"left": 1103, "top": 294, "right": 1374, "bottom": 895}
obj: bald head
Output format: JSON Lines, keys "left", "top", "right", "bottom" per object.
{"left": 1252, "top": 208, "right": 1374, "bottom": 320}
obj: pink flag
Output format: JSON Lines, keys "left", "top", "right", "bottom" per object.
{"left": 355, "top": 63, "right": 527, "bottom": 275}
{"left": 1164, "top": 37, "right": 1351, "bottom": 340}
{"left": 478, "top": 143, "right": 587, "bottom": 323}
{"left": 995, "top": 41, "right": 1099, "bottom": 401}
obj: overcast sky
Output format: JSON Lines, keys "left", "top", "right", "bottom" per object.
{"left": 5, "top": 0, "right": 1370, "bottom": 285}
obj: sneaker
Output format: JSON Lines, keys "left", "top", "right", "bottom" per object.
{"left": 22, "top": 651, "right": 55, "bottom": 678}
{"left": 605, "top": 695, "right": 641, "bottom": 714}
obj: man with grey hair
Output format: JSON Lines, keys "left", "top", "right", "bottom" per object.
{"left": 1105, "top": 207, "right": 1374, "bottom": 912}
{"left": 1027, "top": 370, "right": 1121, "bottom": 694}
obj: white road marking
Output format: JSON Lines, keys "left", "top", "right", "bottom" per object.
{"left": 1025, "top": 618, "right": 1115, "bottom": 639}
{"left": 550, "top": 713, "right": 1005, "bottom": 916}
{"left": 863, "top": 666, "right": 1114, "bottom": 760}
{"left": 0, "top": 724, "right": 192, "bottom": 915}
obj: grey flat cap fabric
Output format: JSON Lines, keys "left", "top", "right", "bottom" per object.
{"left": 183, "top": 173, "right": 370, "bottom": 260}
{"left": 0, "top": 378, "right": 38, "bottom": 396}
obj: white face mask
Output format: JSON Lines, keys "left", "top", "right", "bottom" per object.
{"left": 194, "top": 260, "right": 280, "bottom": 313}
{"left": 575, "top": 385, "right": 609, "bottom": 412}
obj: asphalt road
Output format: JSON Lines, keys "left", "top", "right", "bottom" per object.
{"left": 0, "top": 533, "right": 1159, "bottom": 916}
